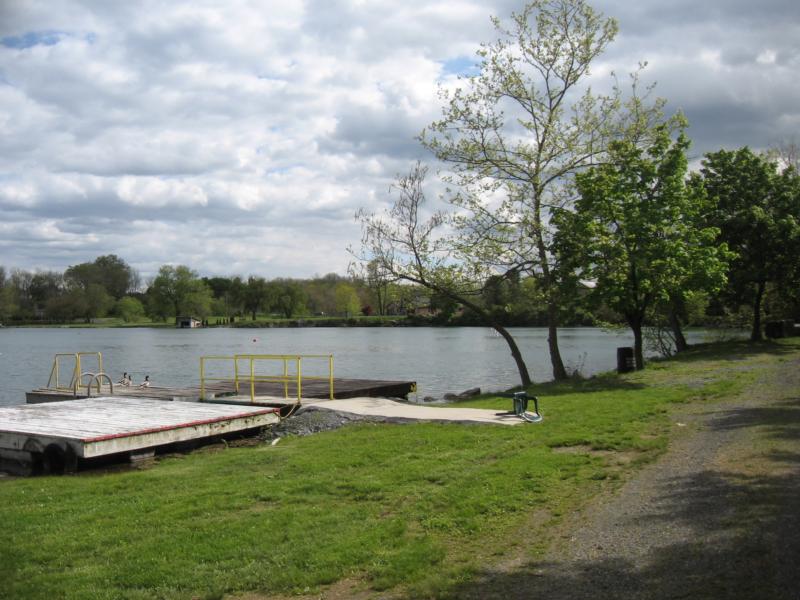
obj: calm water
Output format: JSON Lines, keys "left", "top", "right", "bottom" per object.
{"left": 0, "top": 326, "right": 715, "bottom": 406}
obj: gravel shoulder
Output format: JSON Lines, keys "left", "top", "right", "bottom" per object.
{"left": 453, "top": 351, "right": 800, "bottom": 600}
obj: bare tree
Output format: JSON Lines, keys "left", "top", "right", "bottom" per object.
{"left": 353, "top": 163, "right": 533, "bottom": 387}
{"left": 770, "top": 138, "right": 800, "bottom": 173}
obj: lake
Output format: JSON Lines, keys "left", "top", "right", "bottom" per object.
{"left": 0, "top": 326, "right": 719, "bottom": 406}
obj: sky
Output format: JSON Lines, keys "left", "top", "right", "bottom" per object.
{"left": 1, "top": 0, "right": 798, "bottom": 280}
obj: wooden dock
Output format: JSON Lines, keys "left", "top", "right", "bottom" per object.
{"left": 26, "top": 378, "right": 416, "bottom": 404}
{"left": 0, "top": 397, "right": 281, "bottom": 475}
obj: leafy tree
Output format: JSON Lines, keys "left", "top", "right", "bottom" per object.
{"left": 148, "top": 265, "right": 213, "bottom": 321}
{"left": 64, "top": 255, "right": 136, "bottom": 299}
{"left": 420, "top": 0, "right": 625, "bottom": 380}
{"left": 269, "top": 280, "right": 306, "bottom": 319}
{"left": 352, "top": 260, "right": 392, "bottom": 316}
{"left": 63, "top": 262, "right": 96, "bottom": 292}
{"left": 334, "top": 283, "right": 361, "bottom": 317}
{"left": 29, "top": 271, "right": 63, "bottom": 310}
{"left": 115, "top": 296, "right": 146, "bottom": 323}
{"left": 557, "top": 126, "right": 729, "bottom": 368}
{"left": 0, "top": 267, "right": 17, "bottom": 322}
{"left": 244, "top": 276, "right": 272, "bottom": 320}
{"left": 183, "top": 287, "right": 213, "bottom": 319}
{"left": 202, "top": 277, "right": 232, "bottom": 300}
{"left": 694, "top": 148, "right": 800, "bottom": 340}
{"left": 429, "top": 290, "right": 460, "bottom": 322}
{"left": 45, "top": 290, "right": 85, "bottom": 322}
{"left": 228, "top": 276, "right": 247, "bottom": 317}
{"left": 82, "top": 283, "right": 114, "bottom": 322}
{"left": 8, "top": 269, "right": 34, "bottom": 317}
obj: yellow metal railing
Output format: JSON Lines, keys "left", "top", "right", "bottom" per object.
{"left": 47, "top": 352, "right": 104, "bottom": 393}
{"left": 200, "top": 353, "right": 334, "bottom": 403}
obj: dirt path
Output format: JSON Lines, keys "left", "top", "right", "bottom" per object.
{"left": 454, "top": 352, "right": 800, "bottom": 600}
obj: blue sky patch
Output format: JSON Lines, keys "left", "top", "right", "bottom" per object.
{"left": 1, "top": 30, "right": 65, "bottom": 49}
{"left": 441, "top": 56, "right": 480, "bottom": 77}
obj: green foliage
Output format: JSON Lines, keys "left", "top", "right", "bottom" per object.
{"left": 0, "top": 283, "right": 17, "bottom": 322}
{"left": 269, "top": 279, "right": 307, "bottom": 318}
{"left": 558, "top": 126, "right": 729, "bottom": 367}
{"left": 64, "top": 254, "right": 137, "bottom": 299}
{"left": 333, "top": 282, "right": 361, "bottom": 317}
{"left": 694, "top": 147, "right": 800, "bottom": 339}
{"left": 147, "top": 265, "right": 213, "bottom": 320}
{"left": 114, "top": 296, "right": 146, "bottom": 323}
{"left": 243, "top": 276, "right": 270, "bottom": 320}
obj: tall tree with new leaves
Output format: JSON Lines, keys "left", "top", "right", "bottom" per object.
{"left": 421, "top": 0, "right": 623, "bottom": 380}
{"left": 557, "top": 126, "right": 728, "bottom": 368}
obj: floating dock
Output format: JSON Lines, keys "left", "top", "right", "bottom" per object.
{"left": 6, "top": 351, "right": 419, "bottom": 475}
{"left": 26, "top": 378, "right": 416, "bottom": 404}
{"left": 0, "top": 397, "right": 281, "bottom": 475}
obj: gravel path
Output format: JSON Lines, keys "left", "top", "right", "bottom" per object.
{"left": 456, "top": 352, "right": 800, "bottom": 600}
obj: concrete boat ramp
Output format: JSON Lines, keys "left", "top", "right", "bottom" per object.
{"left": 273, "top": 396, "right": 524, "bottom": 426}
{"left": 0, "top": 396, "right": 521, "bottom": 475}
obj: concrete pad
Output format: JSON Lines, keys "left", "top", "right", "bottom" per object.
{"left": 303, "top": 397, "right": 524, "bottom": 426}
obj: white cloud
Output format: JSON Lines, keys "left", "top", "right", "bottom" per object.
{"left": 0, "top": 0, "right": 798, "bottom": 277}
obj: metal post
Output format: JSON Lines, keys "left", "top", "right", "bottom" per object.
{"left": 283, "top": 357, "right": 289, "bottom": 398}
{"left": 297, "top": 356, "right": 302, "bottom": 401}
{"left": 200, "top": 357, "right": 205, "bottom": 400}
{"left": 250, "top": 358, "right": 255, "bottom": 402}
{"left": 74, "top": 353, "right": 81, "bottom": 390}
{"left": 329, "top": 354, "right": 334, "bottom": 400}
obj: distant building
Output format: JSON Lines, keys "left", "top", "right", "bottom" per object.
{"left": 176, "top": 316, "right": 202, "bottom": 328}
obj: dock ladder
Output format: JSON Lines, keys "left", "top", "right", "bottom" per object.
{"left": 46, "top": 352, "right": 114, "bottom": 397}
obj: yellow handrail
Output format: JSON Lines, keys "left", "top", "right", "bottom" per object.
{"left": 47, "top": 352, "right": 103, "bottom": 391}
{"left": 199, "top": 353, "right": 334, "bottom": 403}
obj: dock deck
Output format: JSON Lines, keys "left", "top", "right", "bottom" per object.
{"left": 0, "top": 397, "right": 281, "bottom": 475}
{"left": 26, "top": 378, "right": 416, "bottom": 404}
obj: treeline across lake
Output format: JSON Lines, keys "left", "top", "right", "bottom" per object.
{"left": 0, "top": 254, "right": 622, "bottom": 327}
{"left": 0, "top": 245, "right": 796, "bottom": 337}
{"left": 0, "top": 258, "right": 407, "bottom": 326}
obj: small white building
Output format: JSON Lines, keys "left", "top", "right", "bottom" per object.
{"left": 176, "top": 316, "right": 202, "bottom": 328}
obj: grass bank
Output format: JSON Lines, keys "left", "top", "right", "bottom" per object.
{"left": 2, "top": 340, "right": 797, "bottom": 599}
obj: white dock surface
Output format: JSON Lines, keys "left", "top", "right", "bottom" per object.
{"left": 0, "top": 397, "right": 281, "bottom": 458}
{"left": 304, "top": 397, "right": 524, "bottom": 425}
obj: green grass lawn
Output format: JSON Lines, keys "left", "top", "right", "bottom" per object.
{"left": 2, "top": 340, "right": 797, "bottom": 599}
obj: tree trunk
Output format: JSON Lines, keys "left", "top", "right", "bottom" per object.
{"left": 419, "top": 278, "right": 533, "bottom": 388}
{"left": 751, "top": 280, "right": 766, "bottom": 341}
{"left": 547, "top": 300, "right": 568, "bottom": 380}
{"left": 668, "top": 307, "right": 688, "bottom": 352}
{"left": 493, "top": 322, "right": 532, "bottom": 388}
{"left": 630, "top": 318, "right": 645, "bottom": 370}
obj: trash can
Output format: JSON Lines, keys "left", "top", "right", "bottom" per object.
{"left": 765, "top": 321, "right": 784, "bottom": 339}
{"left": 617, "top": 347, "right": 635, "bottom": 373}
{"left": 784, "top": 320, "right": 796, "bottom": 338}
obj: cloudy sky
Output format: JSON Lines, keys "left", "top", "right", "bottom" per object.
{"left": 1, "top": 0, "right": 798, "bottom": 280}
